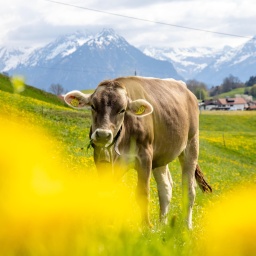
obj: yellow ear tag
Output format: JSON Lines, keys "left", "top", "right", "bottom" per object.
{"left": 136, "top": 105, "right": 145, "bottom": 115}
{"left": 70, "top": 98, "right": 79, "bottom": 107}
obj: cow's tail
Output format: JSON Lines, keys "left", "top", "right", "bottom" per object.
{"left": 195, "top": 164, "right": 212, "bottom": 193}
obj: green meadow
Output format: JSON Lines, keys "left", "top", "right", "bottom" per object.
{"left": 0, "top": 75, "right": 256, "bottom": 255}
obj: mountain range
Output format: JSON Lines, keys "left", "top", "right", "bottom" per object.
{"left": 0, "top": 29, "right": 181, "bottom": 91}
{"left": 1, "top": 28, "right": 256, "bottom": 90}
{"left": 141, "top": 37, "right": 256, "bottom": 86}
{"left": 141, "top": 46, "right": 226, "bottom": 81}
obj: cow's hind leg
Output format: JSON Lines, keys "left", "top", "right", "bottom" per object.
{"left": 178, "top": 134, "right": 198, "bottom": 229}
{"left": 153, "top": 165, "right": 173, "bottom": 224}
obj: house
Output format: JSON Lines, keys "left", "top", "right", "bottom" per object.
{"left": 246, "top": 101, "right": 256, "bottom": 110}
{"left": 217, "top": 97, "right": 248, "bottom": 111}
{"left": 200, "top": 99, "right": 219, "bottom": 110}
{"left": 201, "top": 97, "right": 248, "bottom": 111}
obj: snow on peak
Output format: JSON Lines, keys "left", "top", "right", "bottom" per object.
{"left": 0, "top": 46, "right": 34, "bottom": 71}
{"left": 87, "top": 28, "right": 127, "bottom": 49}
{"left": 0, "top": 29, "right": 127, "bottom": 70}
{"left": 44, "top": 31, "right": 92, "bottom": 60}
{"left": 141, "top": 45, "right": 222, "bottom": 78}
{"left": 213, "top": 36, "right": 256, "bottom": 68}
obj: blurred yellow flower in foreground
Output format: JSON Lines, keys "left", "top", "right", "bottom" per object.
{"left": 11, "top": 75, "right": 26, "bottom": 93}
{"left": 200, "top": 185, "right": 256, "bottom": 256}
{"left": 0, "top": 115, "right": 139, "bottom": 255}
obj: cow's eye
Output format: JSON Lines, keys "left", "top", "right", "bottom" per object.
{"left": 91, "top": 105, "right": 96, "bottom": 111}
{"left": 119, "top": 109, "right": 125, "bottom": 114}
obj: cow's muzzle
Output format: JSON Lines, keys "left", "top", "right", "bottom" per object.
{"left": 91, "top": 128, "right": 113, "bottom": 146}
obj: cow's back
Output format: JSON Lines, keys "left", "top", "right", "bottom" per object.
{"left": 115, "top": 76, "right": 199, "bottom": 168}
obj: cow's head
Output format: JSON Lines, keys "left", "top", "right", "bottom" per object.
{"left": 64, "top": 80, "right": 153, "bottom": 149}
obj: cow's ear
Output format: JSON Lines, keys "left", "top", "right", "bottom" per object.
{"left": 64, "top": 90, "right": 91, "bottom": 109}
{"left": 127, "top": 99, "right": 153, "bottom": 117}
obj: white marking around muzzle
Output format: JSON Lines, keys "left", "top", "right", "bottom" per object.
{"left": 91, "top": 128, "right": 113, "bottom": 147}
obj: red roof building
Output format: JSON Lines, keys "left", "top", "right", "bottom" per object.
{"left": 201, "top": 97, "right": 248, "bottom": 111}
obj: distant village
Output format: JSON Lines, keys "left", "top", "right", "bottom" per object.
{"left": 199, "top": 95, "right": 256, "bottom": 111}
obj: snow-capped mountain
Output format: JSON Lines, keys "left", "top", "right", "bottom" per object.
{"left": 141, "top": 46, "right": 229, "bottom": 80}
{"left": 4, "top": 29, "right": 182, "bottom": 90}
{"left": 195, "top": 36, "right": 256, "bottom": 85}
{"left": 23, "top": 31, "right": 93, "bottom": 67}
{"left": 142, "top": 37, "right": 256, "bottom": 86}
{"left": 0, "top": 46, "right": 34, "bottom": 71}
{"left": 2, "top": 29, "right": 256, "bottom": 88}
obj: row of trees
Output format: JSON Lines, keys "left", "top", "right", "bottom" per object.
{"left": 186, "top": 79, "right": 208, "bottom": 100}
{"left": 187, "top": 75, "right": 256, "bottom": 100}
{"left": 250, "top": 84, "right": 256, "bottom": 97}
{"left": 245, "top": 76, "right": 256, "bottom": 98}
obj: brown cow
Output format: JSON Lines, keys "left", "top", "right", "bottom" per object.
{"left": 64, "top": 76, "right": 212, "bottom": 228}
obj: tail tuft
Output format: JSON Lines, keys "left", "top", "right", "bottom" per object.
{"left": 195, "top": 164, "right": 212, "bottom": 193}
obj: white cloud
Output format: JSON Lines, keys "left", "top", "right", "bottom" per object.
{"left": 0, "top": 0, "right": 254, "bottom": 49}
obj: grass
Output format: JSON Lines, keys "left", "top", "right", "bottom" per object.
{"left": 0, "top": 78, "right": 256, "bottom": 255}
{"left": 199, "top": 111, "right": 256, "bottom": 190}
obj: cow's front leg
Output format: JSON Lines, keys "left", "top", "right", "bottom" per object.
{"left": 135, "top": 149, "right": 153, "bottom": 227}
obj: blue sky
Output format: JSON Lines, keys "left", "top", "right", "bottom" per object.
{"left": 1, "top": 0, "right": 255, "bottom": 48}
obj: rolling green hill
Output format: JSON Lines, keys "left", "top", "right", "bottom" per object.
{"left": 214, "top": 86, "right": 253, "bottom": 99}
{"left": 0, "top": 73, "right": 66, "bottom": 106}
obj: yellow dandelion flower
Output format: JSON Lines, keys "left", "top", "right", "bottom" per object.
{"left": 0, "top": 115, "right": 140, "bottom": 255}
{"left": 11, "top": 75, "right": 25, "bottom": 93}
{"left": 200, "top": 185, "right": 256, "bottom": 256}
